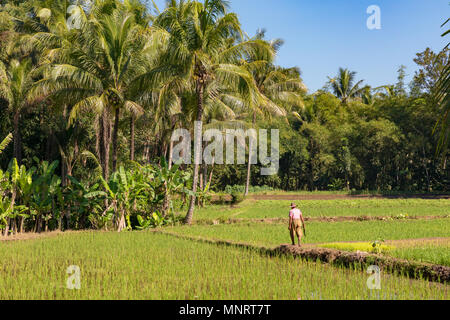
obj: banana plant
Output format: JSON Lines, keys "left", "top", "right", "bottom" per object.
{"left": 66, "top": 176, "right": 107, "bottom": 230}
{"left": 2, "top": 159, "right": 20, "bottom": 236}
{"left": 136, "top": 211, "right": 165, "bottom": 230}
{"left": 0, "top": 197, "right": 13, "bottom": 235}
{"left": 0, "top": 169, "right": 12, "bottom": 235}
{"left": 153, "top": 157, "right": 192, "bottom": 217}
{"left": 13, "top": 162, "right": 34, "bottom": 233}
{"left": 101, "top": 166, "right": 145, "bottom": 232}
{"left": 30, "top": 160, "right": 60, "bottom": 232}
{"left": 196, "top": 181, "right": 211, "bottom": 208}
{"left": 0, "top": 133, "right": 12, "bottom": 155}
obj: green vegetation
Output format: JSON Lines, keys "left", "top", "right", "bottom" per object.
{"left": 318, "top": 242, "right": 395, "bottom": 255}
{"left": 317, "top": 242, "right": 450, "bottom": 267}
{"left": 195, "top": 199, "right": 450, "bottom": 221}
{"left": 0, "top": 0, "right": 448, "bottom": 233}
{"left": 0, "top": 0, "right": 448, "bottom": 301}
{"left": 167, "top": 218, "right": 450, "bottom": 248}
{"left": 0, "top": 157, "right": 191, "bottom": 235}
{"left": 0, "top": 232, "right": 447, "bottom": 300}
{"left": 389, "top": 245, "right": 450, "bottom": 267}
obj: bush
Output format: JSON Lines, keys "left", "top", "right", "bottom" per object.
{"left": 224, "top": 185, "right": 274, "bottom": 194}
{"left": 230, "top": 192, "right": 244, "bottom": 205}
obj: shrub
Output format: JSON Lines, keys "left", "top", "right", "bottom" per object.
{"left": 224, "top": 185, "right": 274, "bottom": 194}
{"left": 230, "top": 192, "right": 244, "bottom": 205}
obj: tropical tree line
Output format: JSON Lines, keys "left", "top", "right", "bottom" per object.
{"left": 211, "top": 58, "right": 449, "bottom": 193}
{"left": 0, "top": 0, "right": 448, "bottom": 235}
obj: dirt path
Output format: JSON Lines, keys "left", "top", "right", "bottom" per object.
{"left": 0, "top": 230, "right": 85, "bottom": 242}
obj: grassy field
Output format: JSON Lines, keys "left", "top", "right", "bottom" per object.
{"left": 0, "top": 232, "right": 447, "bottom": 300}
{"left": 167, "top": 218, "right": 450, "bottom": 247}
{"left": 1, "top": 196, "right": 449, "bottom": 300}
{"left": 167, "top": 217, "right": 450, "bottom": 267}
{"left": 388, "top": 245, "right": 450, "bottom": 267}
{"left": 195, "top": 199, "right": 450, "bottom": 221}
{"left": 316, "top": 241, "right": 450, "bottom": 267}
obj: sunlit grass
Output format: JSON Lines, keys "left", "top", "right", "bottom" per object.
{"left": 168, "top": 218, "right": 450, "bottom": 248}
{"left": 388, "top": 245, "right": 450, "bottom": 267}
{"left": 0, "top": 232, "right": 447, "bottom": 300}
{"left": 194, "top": 199, "right": 450, "bottom": 221}
{"left": 318, "top": 242, "right": 395, "bottom": 254}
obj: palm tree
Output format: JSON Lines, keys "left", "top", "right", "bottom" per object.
{"left": 0, "top": 58, "right": 35, "bottom": 163}
{"left": 242, "top": 30, "right": 306, "bottom": 195}
{"left": 143, "top": 0, "right": 273, "bottom": 224}
{"left": 434, "top": 18, "right": 449, "bottom": 156}
{"left": 328, "top": 68, "right": 365, "bottom": 104}
{"left": 31, "top": 5, "right": 148, "bottom": 178}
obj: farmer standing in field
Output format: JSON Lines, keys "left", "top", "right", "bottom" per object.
{"left": 289, "top": 203, "right": 306, "bottom": 247}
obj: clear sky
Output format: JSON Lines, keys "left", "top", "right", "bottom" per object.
{"left": 151, "top": 0, "right": 449, "bottom": 93}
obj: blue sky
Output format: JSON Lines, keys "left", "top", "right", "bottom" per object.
{"left": 152, "top": 0, "right": 449, "bottom": 92}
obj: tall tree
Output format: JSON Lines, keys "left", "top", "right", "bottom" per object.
{"left": 243, "top": 44, "right": 306, "bottom": 195}
{"left": 0, "top": 58, "right": 35, "bottom": 163}
{"left": 412, "top": 47, "right": 449, "bottom": 95}
{"left": 145, "top": 0, "right": 273, "bottom": 224}
{"left": 31, "top": 5, "right": 148, "bottom": 178}
{"left": 433, "top": 19, "right": 450, "bottom": 156}
{"left": 327, "top": 68, "right": 365, "bottom": 104}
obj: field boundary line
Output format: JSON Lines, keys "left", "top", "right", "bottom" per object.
{"left": 211, "top": 194, "right": 450, "bottom": 202}
{"left": 194, "top": 215, "right": 450, "bottom": 226}
{"left": 316, "top": 237, "right": 450, "bottom": 247}
{"left": 154, "top": 230, "right": 450, "bottom": 284}
{"left": 247, "top": 194, "right": 450, "bottom": 201}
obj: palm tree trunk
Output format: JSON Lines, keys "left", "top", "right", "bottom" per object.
{"left": 200, "top": 163, "right": 208, "bottom": 207}
{"left": 208, "top": 155, "right": 215, "bottom": 187}
{"left": 19, "top": 216, "right": 24, "bottom": 233}
{"left": 244, "top": 113, "right": 257, "bottom": 196}
{"left": 168, "top": 139, "right": 174, "bottom": 170}
{"left": 199, "top": 170, "right": 204, "bottom": 191}
{"left": 185, "top": 84, "right": 205, "bottom": 225}
{"left": 12, "top": 218, "right": 16, "bottom": 235}
{"left": 100, "top": 111, "right": 111, "bottom": 180}
{"left": 244, "top": 145, "right": 252, "bottom": 196}
{"left": 117, "top": 209, "right": 126, "bottom": 232}
{"left": 13, "top": 110, "right": 21, "bottom": 163}
{"left": 130, "top": 115, "right": 135, "bottom": 161}
{"left": 203, "top": 164, "right": 208, "bottom": 187}
{"left": 3, "top": 218, "right": 10, "bottom": 237}
{"left": 143, "top": 141, "right": 150, "bottom": 163}
{"left": 112, "top": 108, "right": 120, "bottom": 172}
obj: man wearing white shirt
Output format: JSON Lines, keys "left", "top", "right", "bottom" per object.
{"left": 288, "top": 203, "right": 306, "bottom": 247}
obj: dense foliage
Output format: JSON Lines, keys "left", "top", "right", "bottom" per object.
{"left": 0, "top": 0, "right": 448, "bottom": 234}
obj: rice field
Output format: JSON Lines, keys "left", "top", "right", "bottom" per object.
{"left": 167, "top": 218, "right": 450, "bottom": 248}
{"left": 1, "top": 196, "right": 449, "bottom": 300}
{"left": 195, "top": 199, "right": 450, "bottom": 221}
{"left": 388, "top": 245, "right": 450, "bottom": 267}
{"left": 316, "top": 241, "right": 450, "bottom": 266}
{"left": 0, "top": 232, "right": 447, "bottom": 300}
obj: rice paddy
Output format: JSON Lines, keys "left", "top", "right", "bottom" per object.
{"left": 1, "top": 196, "right": 449, "bottom": 300}
{"left": 0, "top": 232, "right": 447, "bottom": 300}
{"left": 195, "top": 199, "right": 450, "bottom": 221}
{"left": 167, "top": 218, "right": 450, "bottom": 248}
